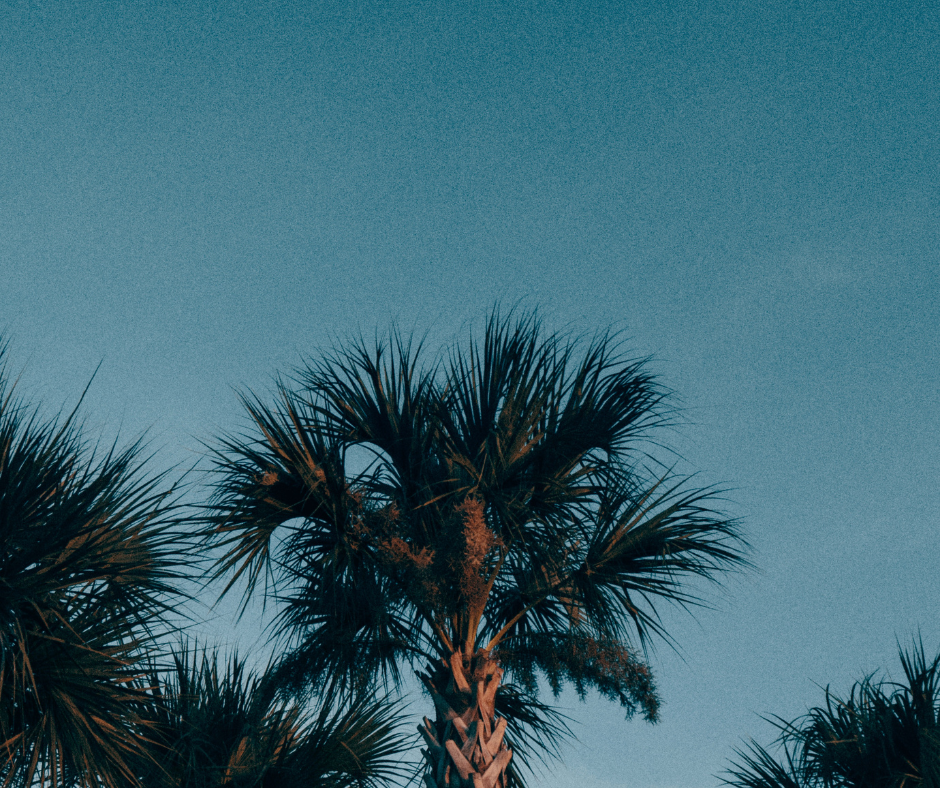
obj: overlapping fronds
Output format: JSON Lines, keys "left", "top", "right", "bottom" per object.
{"left": 438, "top": 312, "right": 670, "bottom": 538}
{"left": 0, "top": 344, "right": 186, "bottom": 788}
{"left": 270, "top": 560, "right": 423, "bottom": 697}
{"left": 136, "top": 646, "right": 410, "bottom": 788}
{"left": 480, "top": 465, "right": 744, "bottom": 654}
{"left": 203, "top": 309, "right": 747, "bottom": 785}
{"left": 202, "top": 385, "right": 356, "bottom": 603}
{"left": 289, "top": 689, "right": 411, "bottom": 788}
{"left": 724, "top": 640, "right": 940, "bottom": 788}
{"left": 1, "top": 607, "right": 153, "bottom": 788}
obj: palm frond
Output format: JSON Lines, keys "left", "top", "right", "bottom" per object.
{"left": 438, "top": 312, "right": 671, "bottom": 544}
{"left": 284, "top": 692, "right": 412, "bottom": 788}
{"left": 566, "top": 466, "right": 747, "bottom": 647}
{"left": 271, "top": 561, "right": 429, "bottom": 698}
{"left": 0, "top": 347, "right": 188, "bottom": 788}
{"left": 725, "top": 640, "right": 940, "bottom": 788}
{"left": 135, "top": 645, "right": 411, "bottom": 788}
{"left": 723, "top": 740, "right": 804, "bottom": 788}
{"left": 297, "top": 332, "right": 442, "bottom": 505}
{"left": 481, "top": 467, "right": 745, "bottom": 652}
{"left": 1, "top": 604, "right": 155, "bottom": 788}
{"left": 203, "top": 384, "right": 357, "bottom": 604}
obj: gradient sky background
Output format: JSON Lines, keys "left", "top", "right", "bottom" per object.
{"left": 2, "top": 0, "right": 939, "bottom": 785}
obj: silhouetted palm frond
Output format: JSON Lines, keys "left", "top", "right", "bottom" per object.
{"left": 493, "top": 683, "right": 573, "bottom": 788}
{"left": 136, "top": 646, "right": 410, "bottom": 788}
{"left": 0, "top": 343, "right": 187, "bottom": 788}
{"left": 725, "top": 740, "right": 804, "bottom": 788}
{"left": 724, "top": 639, "right": 940, "bottom": 788}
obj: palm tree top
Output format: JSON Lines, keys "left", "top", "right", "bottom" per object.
{"left": 204, "top": 309, "right": 747, "bottom": 777}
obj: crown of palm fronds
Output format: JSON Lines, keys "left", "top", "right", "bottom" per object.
{"left": 0, "top": 343, "right": 187, "bottom": 788}
{"left": 203, "top": 310, "right": 748, "bottom": 784}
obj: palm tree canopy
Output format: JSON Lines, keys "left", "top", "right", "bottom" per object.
{"left": 0, "top": 343, "right": 187, "bottom": 788}
{"left": 205, "top": 311, "right": 747, "bottom": 771}
{"left": 724, "top": 640, "right": 940, "bottom": 788}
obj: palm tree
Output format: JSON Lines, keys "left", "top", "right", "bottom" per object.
{"left": 134, "top": 646, "right": 410, "bottom": 788}
{"left": 0, "top": 343, "right": 186, "bottom": 788}
{"left": 205, "top": 311, "right": 747, "bottom": 788}
{"left": 724, "top": 641, "right": 940, "bottom": 788}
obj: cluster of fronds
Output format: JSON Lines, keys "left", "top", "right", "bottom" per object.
{"left": 725, "top": 640, "right": 940, "bottom": 788}
{"left": 204, "top": 310, "right": 748, "bottom": 784}
{"left": 0, "top": 346, "right": 185, "bottom": 788}
{"left": 135, "top": 647, "right": 410, "bottom": 788}
{"left": 0, "top": 342, "right": 412, "bottom": 788}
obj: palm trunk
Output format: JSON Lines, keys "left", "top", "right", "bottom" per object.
{"left": 418, "top": 648, "right": 512, "bottom": 788}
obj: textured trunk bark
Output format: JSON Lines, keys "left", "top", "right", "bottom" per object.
{"left": 417, "top": 649, "right": 512, "bottom": 788}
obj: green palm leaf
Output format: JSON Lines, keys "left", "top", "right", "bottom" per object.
{"left": 724, "top": 639, "right": 940, "bottom": 788}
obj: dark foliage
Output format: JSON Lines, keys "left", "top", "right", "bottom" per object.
{"left": 724, "top": 640, "right": 940, "bottom": 788}
{"left": 0, "top": 343, "right": 186, "bottom": 788}
{"left": 135, "top": 647, "right": 410, "bottom": 788}
{"left": 204, "top": 310, "right": 747, "bottom": 783}
{"left": 495, "top": 630, "right": 658, "bottom": 722}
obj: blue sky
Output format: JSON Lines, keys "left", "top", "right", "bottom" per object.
{"left": 2, "top": 0, "right": 938, "bottom": 785}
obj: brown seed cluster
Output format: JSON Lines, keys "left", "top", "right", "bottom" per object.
{"left": 444, "top": 497, "right": 496, "bottom": 614}
{"left": 362, "top": 496, "right": 499, "bottom": 617}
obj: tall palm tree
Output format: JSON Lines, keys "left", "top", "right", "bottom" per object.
{"left": 724, "top": 641, "right": 940, "bottom": 788}
{"left": 0, "top": 343, "right": 185, "bottom": 788}
{"left": 205, "top": 311, "right": 747, "bottom": 788}
{"left": 134, "top": 646, "right": 410, "bottom": 788}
